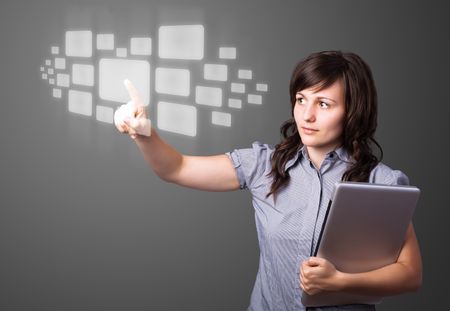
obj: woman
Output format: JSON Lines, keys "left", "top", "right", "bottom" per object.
{"left": 114, "top": 51, "right": 422, "bottom": 311}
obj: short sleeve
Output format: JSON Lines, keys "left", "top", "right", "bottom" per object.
{"left": 226, "top": 141, "right": 273, "bottom": 191}
{"left": 388, "top": 170, "right": 410, "bottom": 186}
{"left": 369, "top": 162, "right": 410, "bottom": 186}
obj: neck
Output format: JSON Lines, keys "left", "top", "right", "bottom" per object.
{"left": 306, "top": 145, "right": 341, "bottom": 169}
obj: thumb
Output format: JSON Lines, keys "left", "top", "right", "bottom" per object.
{"left": 307, "top": 257, "right": 323, "bottom": 267}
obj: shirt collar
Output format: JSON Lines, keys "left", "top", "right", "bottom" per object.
{"left": 284, "top": 147, "right": 304, "bottom": 171}
{"left": 285, "top": 145, "right": 353, "bottom": 171}
{"left": 332, "top": 145, "right": 353, "bottom": 163}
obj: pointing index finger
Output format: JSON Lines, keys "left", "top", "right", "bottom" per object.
{"left": 123, "top": 79, "right": 144, "bottom": 107}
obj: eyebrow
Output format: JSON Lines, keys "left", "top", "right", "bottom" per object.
{"left": 296, "top": 92, "right": 337, "bottom": 104}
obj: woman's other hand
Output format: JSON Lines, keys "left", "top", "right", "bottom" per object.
{"left": 300, "top": 257, "right": 343, "bottom": 295}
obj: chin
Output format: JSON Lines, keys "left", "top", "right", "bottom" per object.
{"left": 299, "top": 137, "right": 317, "bottom": 147}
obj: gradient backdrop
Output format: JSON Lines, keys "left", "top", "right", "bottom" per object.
{"left": 1, "top": 0, "right": 448, "bottom": 310}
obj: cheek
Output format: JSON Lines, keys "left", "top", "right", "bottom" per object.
{"left": 293, "top": 105, "right": 300, "bottom": 123}
{"left": 334, "top": 117, "right": 345, "bottom": 136}
{"left": 324, "top": 113, "right": 345, "bottom": 135}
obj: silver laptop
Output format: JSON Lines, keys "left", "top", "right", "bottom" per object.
{"left": 302, "top": 181, "right": 420, "bottom": 307}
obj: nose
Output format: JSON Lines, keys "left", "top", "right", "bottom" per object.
{"left": 303, "top": 103, "right": 316, "bottom": 122}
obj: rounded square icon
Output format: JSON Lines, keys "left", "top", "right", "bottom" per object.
{"left": 72, "top": 64, "right": 94, "bottom": 86}
{"left": 66, "top": 30, "right": 92, "bottom": 57}
{"left": 159, "top": 25, "right": 204, "bottom": 60}
{"left": 131, "top": 37, "right": 152, "bottom": 56}
{"left": 157, "top": 101, "right": 197, "bottom": 137}
{"left": 155, "top": 67, "right": 190, "bottom": 96}
{"left": 97, "top": 34, "right": 114, "bottom": 50}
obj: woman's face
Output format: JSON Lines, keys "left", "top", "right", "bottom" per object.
{"left": 293, "top": 79, "right": 346, "bottom": 154}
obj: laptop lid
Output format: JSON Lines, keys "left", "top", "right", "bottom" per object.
{"left": 302, "top": 182, "right": 420, "bottom": 307}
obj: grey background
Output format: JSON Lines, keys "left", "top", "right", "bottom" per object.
{"left": 0, "top": 0, "right": 448, "bottom": 310}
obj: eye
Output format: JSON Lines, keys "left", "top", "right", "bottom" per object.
{"left": 296, "top": 97, "right": 305, "bottom": 105}
{"left": 319, "top": 101, "right": 329, "bottom": 109}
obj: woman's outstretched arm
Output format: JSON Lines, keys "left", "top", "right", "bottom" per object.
{"left": 133, "top": 131, "right": 240, "bottom": 191}
{"left": 115, "top": 80, "right": 240, "bottom": 192}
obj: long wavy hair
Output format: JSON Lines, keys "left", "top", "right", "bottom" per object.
{"left": 267, "top": 51, "right": 382, "bottom": 198}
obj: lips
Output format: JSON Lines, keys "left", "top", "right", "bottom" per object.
{"left": 301, "top": 126, "right": 318, "bottom": 132}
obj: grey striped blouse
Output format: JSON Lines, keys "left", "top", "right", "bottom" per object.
{"left": 226, "top": 142, "right": 409, "bottom": 311}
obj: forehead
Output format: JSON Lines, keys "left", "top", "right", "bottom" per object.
{"left": 296, "top": 79, "right": 344, "bottom": 98}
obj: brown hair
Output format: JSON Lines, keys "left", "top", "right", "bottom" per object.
{"left": 267, "top": 51, "right": 382, "bottom": 198}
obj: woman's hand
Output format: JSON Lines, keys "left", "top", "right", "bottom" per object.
{"left": 114, "top": 79, "right": 151, "bottom": 139}
{"left": 300, "top": 257, "right": 343, "bottom": 295}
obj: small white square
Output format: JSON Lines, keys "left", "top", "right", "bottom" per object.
{"left": 68, "top": 90, "right": 92, "bottom": 116}
{"left": 256, "top": 83, "right": 268, "bottom": 92}
{"left": 204, "top": 64, "right": 228, "bottom": 81}
{"left": 96, "top": 105, "right": 114, "bottom": 124}
{"left": 54, "top": 58, "right": 66, "bottom": 70}
{"left": 65, "top": 30, "right": 92, "bottom": 57}
{"left": 97, "top": 34, "right": 114, "bottom": 50}
{"left": 157, "top": 101, "right": 197, "bottom": 137}
{"left": 231, "top": 83, "right": 245, "bottom": 93}
{"left": 40, "top": 66, "right": 44, "bottom": 72}
{"left": 47, "top": 68, "right": 54, "bottom": 75}
{"left": 45, "top": 59, "right": 51, "bottom": 66}
{"left": 42, "top": 73, "right": 48, "bottom": 80}
{"left": 219, "top": 47, "right": 236, "bottom": 59}
{"left": 72, "top": 64, "right": 94, "bottom": 86}
{"left": 130, "top": 37, "right": 152, "bottom": 55}
{"left": 155, "top": 67, "right": 190, "bottom": 96}
{"left": 211, "top": 111, "right": 231, "bottom": 127}
{"left": 49, "top": 78, "right": 55, "bottom": 85}
{"left": 228, "top": 98, "right": 242, "bottom": 109}
{"left": 238, "top": 69, "right": 252, "bottom": 80}
{"left": 56, "top": 73, "right": 70, "bottom": 87}
{"left": 116, "top": 48, "right": 127, "bottom": 57}
{"left": 53, "top": 88, "right": 62, "bottom": 98}
{"left": 51, "top": 46, "right": 59, "bottom": 54}
{"left": 195, "top": 86, "right": 222, "bottom": 107}
{"left": 248, "top": 94, "right": 262, "bottom": 105}
{"left": 159, "top": 25, "right": 204, "bottom": 60}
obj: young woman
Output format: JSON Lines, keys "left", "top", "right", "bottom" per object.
{"left": 114, "top": 51, "right": 422, "bottom": 311}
